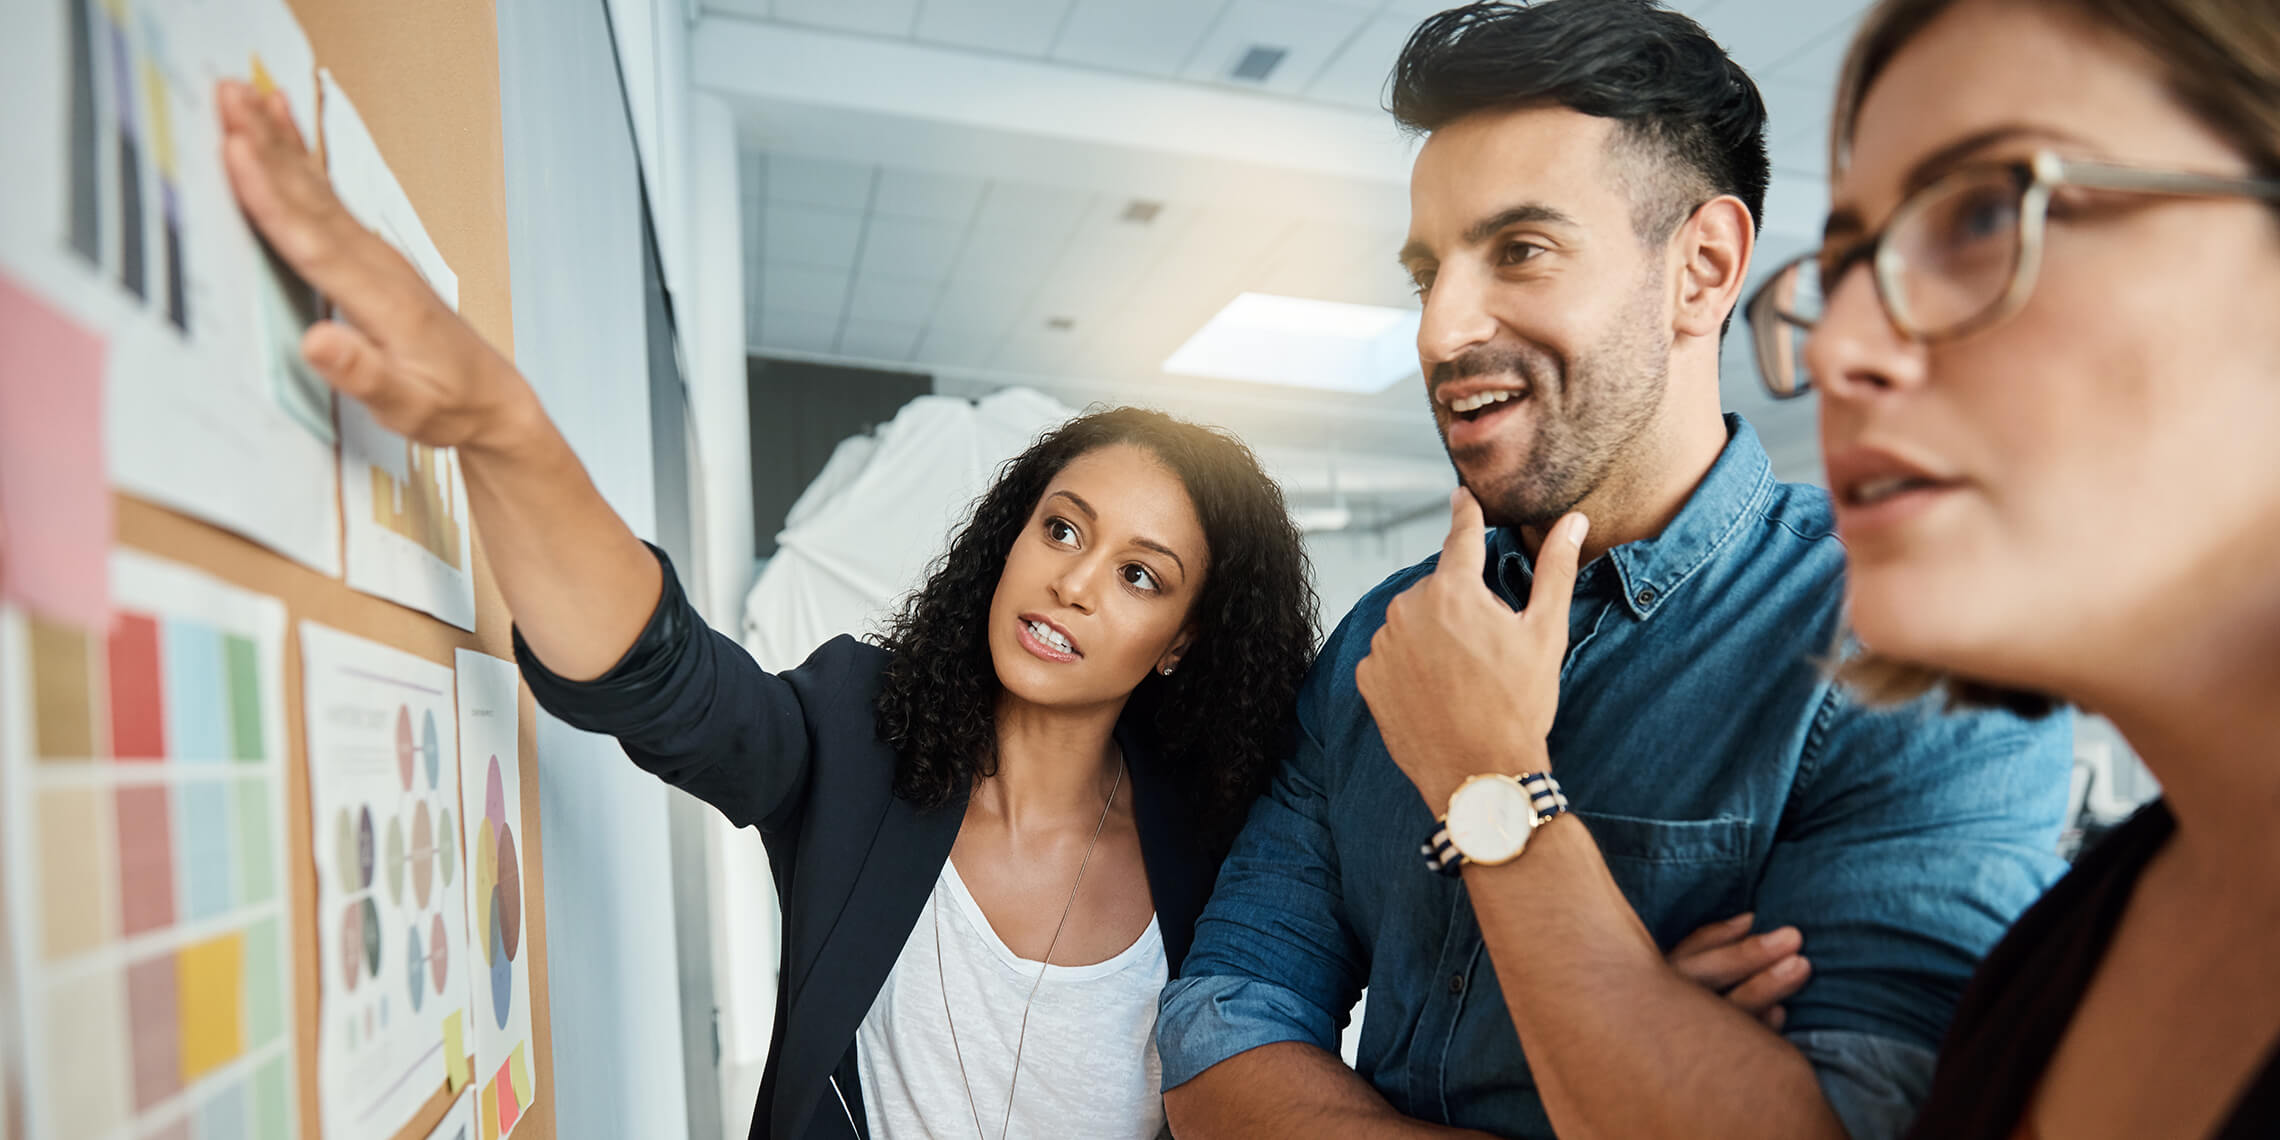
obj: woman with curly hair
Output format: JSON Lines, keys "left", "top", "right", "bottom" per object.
{"left": 213, "top": 81, "right": 1318, "bottom": 1139}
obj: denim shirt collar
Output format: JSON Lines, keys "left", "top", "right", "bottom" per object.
{"left": 1490, "top": 413, "right": 1775, "bottom": 621}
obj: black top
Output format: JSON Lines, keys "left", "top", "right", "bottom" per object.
{"left": 513, "top": 548, "right": 1226, "bottom": 1140}
{"left": 1904, "top": 799, "right": 2280, "bottom": 1139}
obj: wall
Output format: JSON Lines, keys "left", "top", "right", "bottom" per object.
{"left": 1305, "top": 511, "right": 1455, "bottom": 638}
{"left": 496, "top": 1, "right": 693, "bottom": 1137}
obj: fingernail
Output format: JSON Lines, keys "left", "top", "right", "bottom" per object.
{"left": 1567, "top": 515, "right": 1589, "bottom": 546}
{"left": 1776, "top": 956, "right": 1807, "bottom": 978}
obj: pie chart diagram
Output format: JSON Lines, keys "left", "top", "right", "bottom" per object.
{"left": 405, "top": 925, "right": 427, "bottom": 1012}
{"left": 395, "top": 704, "right": 414, "bottom": 791}
{"left": 340, "top": 902, "right": 363, "bottom": 992}
{"left": 476, "top": 755, "right": 524, "bottom": 1030}
{"left": 384, "top": 813, "right": 405, "bottom": 905}
{"left": 422, "top": 709, "right": 441, "bottom": 789}
{"left": 360, "top": 896, "right": 382, "bottom": 979}
{"left": 411, "top": 801, "right": 435, "bottom": 909}
{"left": 430, "top": 912, "right": 450, "bottom": 993}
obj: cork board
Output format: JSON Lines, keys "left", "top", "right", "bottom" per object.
{"left": 99, "top": 1, "right": 561, "bottom": 1137}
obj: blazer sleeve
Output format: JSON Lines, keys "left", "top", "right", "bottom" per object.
{"left": 512, "top": 543, "right": 863, "bottom": 833}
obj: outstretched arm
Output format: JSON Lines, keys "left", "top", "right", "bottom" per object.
{"left": 218, "top": 80, "right": 656, "bottom": 679}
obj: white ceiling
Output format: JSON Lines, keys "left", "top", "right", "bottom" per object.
{"left": 701, "top": 0, "right": 1865, "bottom": 490}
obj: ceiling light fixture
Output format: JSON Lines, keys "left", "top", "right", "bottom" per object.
{"left": 1162, "top": 292, "right": 1421, "bottom": 394}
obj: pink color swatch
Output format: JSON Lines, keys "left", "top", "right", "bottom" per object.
{"left": 0, "top": 273, "right": 111, "bottom": 627}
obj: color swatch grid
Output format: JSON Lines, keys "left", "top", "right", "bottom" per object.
{"left": 1, "top": 552, "right": 296, "bottom": 1140}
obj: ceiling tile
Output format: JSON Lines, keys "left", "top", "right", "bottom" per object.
{"left": 1694, "top": 1, "right": 1859, "bottom": 76}
{"left": 771, "top": 0, "right": 921, "bottom": 38}
{"left": 759, "top": 308, "right": 843, "bottom": 354}
{"left": 702, "top": 0, "right": 774, "bottom": 17}
{"left": 847, "top": 273, "right": 944, "bottom": 323}
{"left": 872, "top": 167, "right": 988, "bottom": 223}
{"left": 1300, "top": 15, "right": 1418, "bottom": 110}
{"left": 759, "top": 263, "right": 852, "bottom": 314}
{"left": 927, "top": 285, "right": 1027, "bottom": 336}
{"left": 1179, "top": 0, "right": 1373, "bottom": 97}
{"left": 1051, "top": 0, "right": 1228, "bottom": 78}
{"left": 764, "top": 204, "right": 865, "bottom": 267}
{"left": 913, "top": 325, "right": 1006, "bottom": 368}
{"left": 838, "top": 318, "right": 924, "bottom": 360}
{"left": 948, "top": 226, "right": 1068, "bottom": 285}
{"left": 766, "top": 154, "right": 876, "bottom": 210}
{"left": 972, "top": 181, "right": 1095, "bottom": 235}
{"left": 856, "top": 216, "right": 968, "bottom": 280}
{"left": 992, "top": 326, "right": 1085, "bottom": 375}
{"left": 913, "top": 0, "right": 1076, "bottom": 57}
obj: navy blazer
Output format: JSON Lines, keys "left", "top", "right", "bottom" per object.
{"left": 516, "top": 553, "right": 1222, "bottom": 1139}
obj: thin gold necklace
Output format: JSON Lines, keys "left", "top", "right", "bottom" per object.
{"left": 935, "top": 761, "right": 1124, "bottom": 1140}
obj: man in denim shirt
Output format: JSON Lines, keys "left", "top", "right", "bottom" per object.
{"left": 1158, "top": 3, "right": 2074, "bottom": 1138}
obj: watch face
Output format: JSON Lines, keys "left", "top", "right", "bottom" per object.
{"left": 1446, "top": 778, "right": 1531, "bottom": 865}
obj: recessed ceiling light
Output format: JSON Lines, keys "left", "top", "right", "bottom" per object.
{"left": 1046, "top": 316, "right": 1075, "bottom": 331}
{"left": 1121, "top": 200, "right": 1163, "bottom": 224}
{"left": 1230, "top": 45, "right": 1288, "bottom": 82}
{"left": 1162, "top": 293, "right": 1421, "bottom": 394}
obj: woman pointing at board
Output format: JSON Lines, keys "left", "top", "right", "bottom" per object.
{"left": 210, "top": 78, "right": 1324, "bottom": 1139}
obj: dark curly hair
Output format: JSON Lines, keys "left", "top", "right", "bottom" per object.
{"left": 1390, "top": 0, "right": 1770, "bottom": 252}
{"left": 872, "top": 406, "right": 1319, "bottom": 850}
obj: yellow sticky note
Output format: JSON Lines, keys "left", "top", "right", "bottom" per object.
{"left": 250, "top": 55, "right": 276, "bottom": 96}
{"left": 508, "top": 1041, "right": 531, "bottom": 1104}
{"left": 177, "top": 933, "right": 246, "bottom": 1082}
{"left": 481, "top": 1080, "right": 500, "bottom": 1140}
{"left": 444, "top": 1011, "right": 470, "bottom": 1092}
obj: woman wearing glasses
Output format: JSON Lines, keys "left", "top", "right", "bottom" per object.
{"left": 1746, "top": 0, "right": 2280, "bottom": 1136}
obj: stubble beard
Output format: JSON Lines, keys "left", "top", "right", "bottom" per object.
{"left": 1434, "top": 276, "right": 1673, "bottom": 531}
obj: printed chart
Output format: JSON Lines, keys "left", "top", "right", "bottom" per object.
{"left": 0, "top": 0, "right": 341, "bottom": 575}
{"left": 320, "top": 70, "right": 476, "bottom": 631}
{"left": 0, "top": 551, "right": 297, "bottom": 1140}
{"left": 304, "top": 624, "right": 468, "bottom": 1140}
{"left": 454, "top": 651, "right": 537, "bottom": 1139}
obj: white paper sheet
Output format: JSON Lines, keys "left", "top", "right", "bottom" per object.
{"left": 0, "top": 0, "right": 342, "bottom": 576}
{"left": 1, "top": 553, "right": 299, "bottom": 1140}
{"left": 423, "top": 1089, "right": 475, "bottom": 1140}
{"left": 303, "top": 623, "right": 469, "bottom": 1140}
{"left": 452, "top": 650, "right": 540, "bottom": 1139}
{"left": 319, "top": 70, "right": 477, "bottom": 631}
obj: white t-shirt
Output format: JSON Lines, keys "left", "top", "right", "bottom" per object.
{"left": 855, "top": 861, "right": 1169, "bottom": 1140}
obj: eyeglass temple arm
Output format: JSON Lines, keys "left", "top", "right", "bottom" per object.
{"left": 2050, "top": 158, "right": 2280, "bottom": 202}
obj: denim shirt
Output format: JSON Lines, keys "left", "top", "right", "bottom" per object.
{"left": 1158, "top": 416, "right": 2074, "bottom": 1140}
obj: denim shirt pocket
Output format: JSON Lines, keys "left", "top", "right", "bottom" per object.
{"left": 1575, "top": 812, "right": 1755, "bottom": 949}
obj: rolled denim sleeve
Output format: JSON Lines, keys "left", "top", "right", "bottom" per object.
{"left": 1752, "top": 685, "right": 2072, "bottom": 1125}
{"left": 1158, "top": 635, "right": 1370, "bottom": 1089}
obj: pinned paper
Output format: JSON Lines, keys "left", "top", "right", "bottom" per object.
{"left": 507, "top": 1042, "right": 529, "bottom": 1105}
{"left": 444, "top": 1011, "right": 469, "bottom": 1092}
{"left": 0, "top": 273, "right": 110, "bottom": 627}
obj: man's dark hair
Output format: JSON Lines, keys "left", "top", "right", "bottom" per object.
{"left": 1389, "top": 0, "right": 1770, "bottom": 244}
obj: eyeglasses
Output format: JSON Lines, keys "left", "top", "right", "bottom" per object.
{"left": 1745, "top": 149, "right": 2280, "bottom": 398}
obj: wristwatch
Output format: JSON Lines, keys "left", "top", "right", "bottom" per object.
{"left": 1421, "top": 771, "right": 1568, "bottom": 876}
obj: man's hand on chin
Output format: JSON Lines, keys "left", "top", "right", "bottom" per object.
{"left": 1355, "top": 488, "right": 1587, "bottom": 813}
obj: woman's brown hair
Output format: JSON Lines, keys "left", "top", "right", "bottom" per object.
{"left": 1824, "top": 0, "right": 2280, "bottom": 713}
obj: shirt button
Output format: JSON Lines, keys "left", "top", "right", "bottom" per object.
{"left": 1636, "top": 587, "right": 1657, "bottom": 606}
{"left": 1448, "top": 973, "right": 1467, "bottom": 995}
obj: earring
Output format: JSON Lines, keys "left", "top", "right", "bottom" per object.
{"left": 1159, "top": 664, "right": 1176, "bottom": 676}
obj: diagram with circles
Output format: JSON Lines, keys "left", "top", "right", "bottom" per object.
{"left": 303, "top": 623, "right": 469, "bottom": 1140}
{"left": 456, "top": 650, "right": 538, "bottom": 1139}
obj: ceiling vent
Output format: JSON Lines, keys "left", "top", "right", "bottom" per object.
{"left": 1121, "top": 199, "right": 1163, "bottom": 224}
{"left": 1045, "top": 316, "right": 1075, "bottom": 332}
{"left": 1230, "top": 45, "right": 1288, "bottom": 82}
